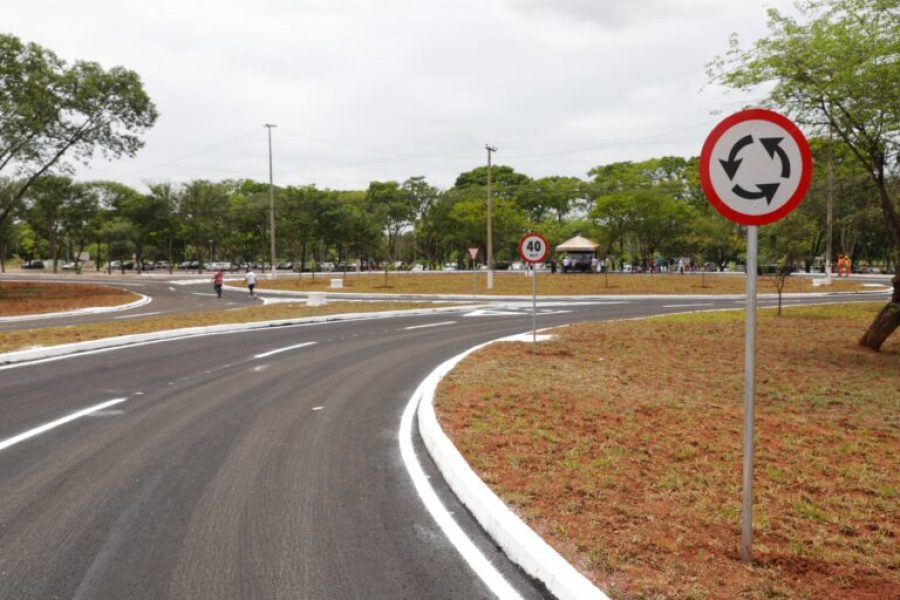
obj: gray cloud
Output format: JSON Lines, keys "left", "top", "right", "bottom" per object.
{"left": 1, "top": 0, "right": 795, "bottom": 191}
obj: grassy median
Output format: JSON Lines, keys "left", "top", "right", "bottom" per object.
{"left": 435, "top": 302, "right": 899, "bottom": 600}
{"left": 258, "top": 271, "right": 872, "bottom": 296}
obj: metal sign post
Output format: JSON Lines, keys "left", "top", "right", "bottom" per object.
{"left": 699, "top": 108, "right": 812, "bottom": 563}
{"left": 468, "top": 247, "right": 479, "bottom": 298}
{"left": 742, "top": 225, "right": 758, "bottom": 562}
{"left": 531, "top": 263, "right": 537, "bottom": 344}
{"left": 519, "top": 233, "right": 549, "bottom": 346}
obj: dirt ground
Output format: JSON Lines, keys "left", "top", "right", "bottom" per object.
{"left": 435, "top": 303, "right": 899, "bottom": 600}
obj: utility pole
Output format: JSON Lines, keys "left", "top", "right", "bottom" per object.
{"left": 825, "top": 127, "right": 834, "bottom": 284}
{"left": 486, "top": 144, "right": 497, "bottom": 290}
{"left": 265, "top": 123, "right": 277, "bottom": 279}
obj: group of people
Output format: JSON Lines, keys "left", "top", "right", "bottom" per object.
{"left": 212, "top": 268, "right": 257, "bottom": 298}
{"left": 558, "top": 255, "right": 608, "bottom": 273}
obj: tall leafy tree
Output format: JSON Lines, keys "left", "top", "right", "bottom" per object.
{"left": 179, "top": 180, "right": 229, "bottom": 271}
{"left": 23, "top": 175, "right": 76, "bottom": 272}
{"left": 0, "top": 34, "right": 157, "bottom": 229}
{"left": 520, "top": 176, "right": 585, "bottom": 224}
{"left": 61, "top": 181, "right": 100, "bottom": 269}
{"left": 708, "top": 0, "right": 900, "bottom": 349}
{"left": 589, "top": 158, "right": 699, "bottom": 261}
{"left": 366, "top": 180, "right": 413, "bottom": 267}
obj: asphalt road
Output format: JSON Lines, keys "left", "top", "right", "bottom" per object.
{"left": 0, "top": 273, "right": 264, "bottom": 332}
{"left": 0, "top": 276, "right": 891, "bottom": 599}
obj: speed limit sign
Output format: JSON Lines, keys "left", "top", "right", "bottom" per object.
{"left": 519, "top": 233, "right": 549, "bottom": 264}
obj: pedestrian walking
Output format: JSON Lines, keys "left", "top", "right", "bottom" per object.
{"left": 213, "top": 269, "right": 224, "bottom": 298}
{"left": 839, "top": 254, "right": 852, "bottom": 277}
{"left": 245, "top": 268, "right": 258, "bottom": 297}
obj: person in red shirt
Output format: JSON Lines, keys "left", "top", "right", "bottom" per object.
{"left": 213, "top": 269, "right": 224, "bottom": 298}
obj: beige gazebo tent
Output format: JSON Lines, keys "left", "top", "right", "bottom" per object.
{"left": 556, "top": 235, "right": 600, "bottom": 272}
{"left": 555, "top": 235, "right": 599, "bottom": 253}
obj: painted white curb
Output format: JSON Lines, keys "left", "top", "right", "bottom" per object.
{"left": 415, "top": 334, "right": 610, "bottom": 600}
{"left": 0, "top": 305, "right": 478, "bottom": 367}
{"left": 0, "top": 293, "right": 151, "bottom": 323}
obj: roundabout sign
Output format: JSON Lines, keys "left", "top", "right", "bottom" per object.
{"left": 700, "top": 108, "right": 812, "bottom": 226}
{"left": 700, "top": 108, "right": 813, "bottom": 564}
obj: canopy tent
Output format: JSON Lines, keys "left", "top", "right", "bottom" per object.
{"left": 555, "top": 235, "right": 599, "bottom": 252}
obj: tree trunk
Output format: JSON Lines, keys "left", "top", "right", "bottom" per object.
{"left": 859, "top": 270, "right": 900, "bottom": 350}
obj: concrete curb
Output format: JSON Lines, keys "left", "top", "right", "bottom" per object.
{"left": 0, "top": 304, "right": 478, "bottom": 367}
{"left": 227, "top": 283, "right": 892, "bottom": 303}
{"left": 415, "top": 334, "right": 610, "bottom": 600}
{"left": 0, "top": 293, "right": 152, "bottom": 323}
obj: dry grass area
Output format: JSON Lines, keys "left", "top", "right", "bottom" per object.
{"left": 259, "top": 272, "right": 871, "bottom": 296}
{"left": 0, "top": 282, "right": 138, "bottom": 316}
{"left": 435, "top": 303, "right": 899, "bottom": 600}
{"left": 0, "top": 301, "right": 447, "bottom": 354}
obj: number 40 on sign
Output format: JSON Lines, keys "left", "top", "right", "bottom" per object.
{"left": 519, "top": 233, "right": 549, "bottom": 264}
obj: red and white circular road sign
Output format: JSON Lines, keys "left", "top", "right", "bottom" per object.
{"left": 519, "top": 232, "right": 549, "bottom": 264}
{"left": 700, "top": 108, "right": 812, "bottom": 226}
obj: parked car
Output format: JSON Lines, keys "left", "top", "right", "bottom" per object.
{"left": 155, "top": 260, "right": 171, "bottom": 270}
{"left": 61, "top": 261, "right": 78, "bottom": 270}
{"left": 22, "top": 259, "right": 45, "bottom": 269}
{"left": 276, "top": 261, "right": 294, "bottom": 270}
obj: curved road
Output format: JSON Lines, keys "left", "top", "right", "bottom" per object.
{"left": 0, "top": 276, "right": 892, "bottom": 599}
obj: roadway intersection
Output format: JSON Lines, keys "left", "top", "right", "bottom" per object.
{"left": 0, "top": 273, "right": 891, "bottom": 599}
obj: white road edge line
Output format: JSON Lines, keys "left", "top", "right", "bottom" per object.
{"left": 403, "top": 335, "right": 610, "bottom": 600}
{"left": 0, "top": 397, "right": 128, "bottom": 453}
{"left": 399, "top": 356, "right": 524, "bottom": 600}
{"left": 253, "top": 341, "right": 317, "bottom": 359}
{"left": 403, "top": 321, "right": 457, "bottom": 330}
{"left": 113, "top": 311, "right": 162, "bottom": 320}
{"left": 662, "top": 303, "right": 715, "bottom": 308}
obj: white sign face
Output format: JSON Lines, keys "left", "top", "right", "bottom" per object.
{"left": 700, "top": 109, "right": 812, "bottom": 226}
{"left": 519, "top": 233, "right": 549, "bottom": 264}
{"left": 468, "top": 247, "right": 479, "bottom": 260}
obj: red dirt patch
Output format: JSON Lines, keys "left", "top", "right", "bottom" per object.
{"left": 0, "top": 282, "right": 138, "bottom": 317}
{"left": 436, "top": 304, "right": 899, "bottom": 600}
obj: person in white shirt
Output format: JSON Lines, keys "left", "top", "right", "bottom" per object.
{"left": 245, "top": 269, "right": 258, "bottom": 297}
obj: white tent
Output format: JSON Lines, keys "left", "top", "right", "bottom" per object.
{"left": 555, "top": 235, "right": 599, "bottom": 252}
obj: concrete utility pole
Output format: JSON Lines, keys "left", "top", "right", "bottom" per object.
{"left": 825, "top": 128, "right": 834, "bottom": 284}
{"left": 265, "top": 123, "right": 277, "bottom": 279}
{"left": 486, "top": 144, "right": 497, "bottom": 290}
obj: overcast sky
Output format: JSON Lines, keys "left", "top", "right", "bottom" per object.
{"left": 3, "top": 0, "right": 796, "bottom": 192}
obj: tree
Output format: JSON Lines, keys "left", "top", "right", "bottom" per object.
{"left": 588, "top": 158, "right": 699, "bottom": 262}
{"left": 178, "top": 180, "right": 229, "bottom": 272}
{"left": 520, "top": 176, "right": 585, "bottom": 224}
{"left": 23, "top": 175, "right": 75, "bottom": 272}
{"left": 61, "top": 182, "right": 100, "bottom": 269}
{"left": 0, "top": 34, "right": 157, "bottom": 230}
{"left": 366, "top": 180, "right": 413, "bottom": 269}
{"left": 708, "top": 0, "right": 900, "bottom": 349}
{"left": 453, "top": 165, "right": 531, "bottom": 196}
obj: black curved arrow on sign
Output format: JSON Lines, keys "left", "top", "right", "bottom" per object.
{"left": 732, "top": 183, "right": 780, "bottom": 204}
{"left": 718, "top": 135, "right": 754, "bottom": 180}
{"left": 760, "top": 137, "right": 790, "bottom": 178}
